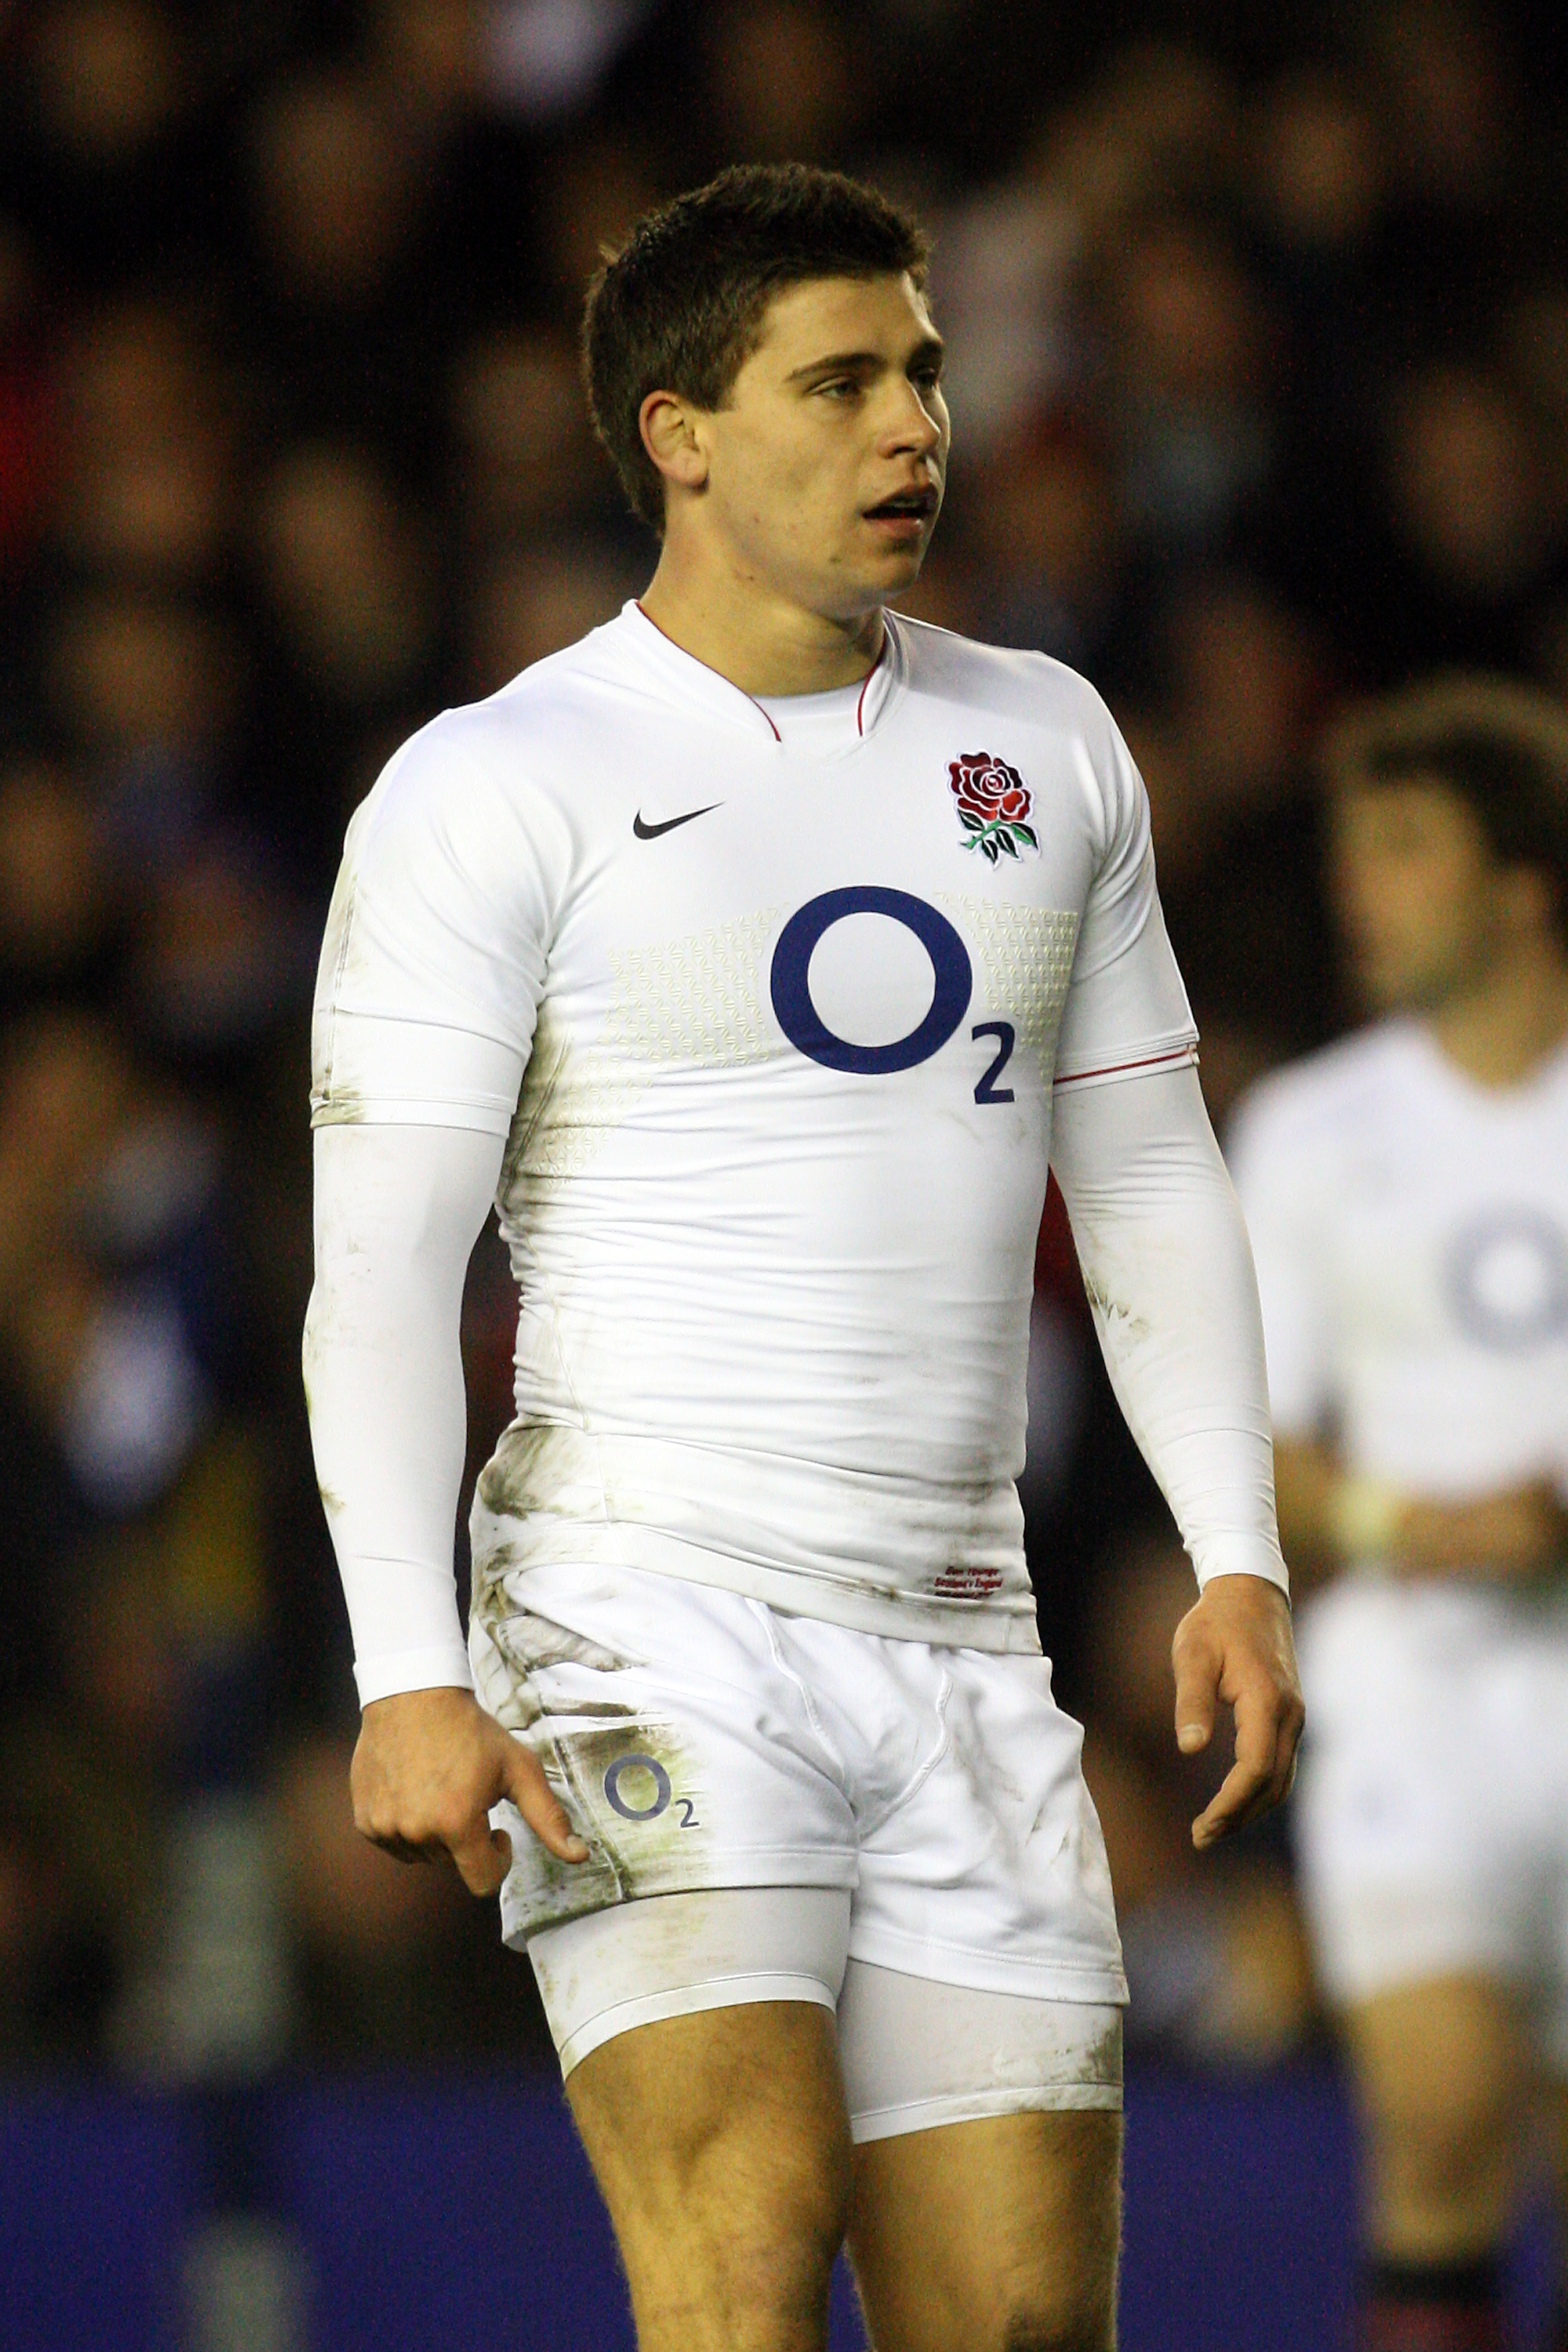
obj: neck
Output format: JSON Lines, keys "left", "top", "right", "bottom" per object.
{"left": 639, "top": 533, "right": 884, "bottom": 697}
{"left": 1428, "top": 932, "right": 1568, "bottom": 1087}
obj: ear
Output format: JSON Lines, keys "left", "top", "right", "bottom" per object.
{"left": 639, "top": 390, "right": 709, "bottom": 499}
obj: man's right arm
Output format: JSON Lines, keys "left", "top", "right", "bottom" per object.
{"left": 304, "top": 1122, "right": 587, "bottom": 1887}
{"left": 1275, "top": 1432, "right": 1567, "bottom": 1591}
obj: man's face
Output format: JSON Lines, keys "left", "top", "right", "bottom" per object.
{"left": 688, "top": 272, "right": 949, "bottom": 619}
{"left": 1330, "top": 778, "right": 1510, "bottom": 1013}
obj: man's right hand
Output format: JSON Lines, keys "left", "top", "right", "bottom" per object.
{"left": 350, "top": 1686, "right": 590, "bottom": 1896}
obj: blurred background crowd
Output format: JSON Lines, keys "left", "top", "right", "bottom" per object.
{"left": 1, "top": 0, "right": 1565, "bottom": 2115}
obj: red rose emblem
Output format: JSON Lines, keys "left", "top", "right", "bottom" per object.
{"left": 947, "top": 753, "right": 1039, "bottom": 863}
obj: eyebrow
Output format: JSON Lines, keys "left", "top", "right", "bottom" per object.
{"left": 784, "top": 336, "right": 946, "bottom": 383}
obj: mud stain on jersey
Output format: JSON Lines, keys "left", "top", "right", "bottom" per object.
{"left": 477, "top": 1419, "right": 608, "bottom": 1520}
{"left": 1086, "top": 2013, "right": 1124, "bottom": 2089}
{"left": 1080, "top": 1269, "right": 1152, "bottom": 1348}
{"left": 542, "top": 1716, "right": 710, "bottom": 1905}
{"left": 470, "top": 1423, "right": 614, "bottom": 1617}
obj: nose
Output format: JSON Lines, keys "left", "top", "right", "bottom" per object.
{"left": 881, "top": 375, "right": 944, "bottom": 459}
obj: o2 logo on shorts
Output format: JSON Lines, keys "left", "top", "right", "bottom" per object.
{"left": 1445, "top": 1207, "right": 1568, "bottom": 1352}
{"left": 770, "top": 886, "right": 1016, "bottom": 1101}
{"left": 601, "top": 1752, "right": 699, "bottom": 1829}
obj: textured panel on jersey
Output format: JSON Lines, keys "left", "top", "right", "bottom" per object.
{"left": 608, "top": 910, "right": 782, "bottom": 1068}
{"left": 942, "top": 898, "right": 1080, "bottom": 1071}
{"left": 502, "top": 1011, "right": 637, "bottom": 1188}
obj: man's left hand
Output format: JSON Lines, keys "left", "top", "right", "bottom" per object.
{"left": 1171, "top": 1574, "right": 1304, "bottom": 1851}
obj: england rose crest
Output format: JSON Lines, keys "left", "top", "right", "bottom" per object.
{"left": 947, "top": 752, "right": 1039, "bottom": 863}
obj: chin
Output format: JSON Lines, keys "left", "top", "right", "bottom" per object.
{"left": 867, "top": 546, "right": 930, "bottom": 596}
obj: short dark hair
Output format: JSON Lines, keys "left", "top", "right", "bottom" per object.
{"left": 583, "top": 162, "right": 930, "bottom": 533}
{"left": 1323, "top": 673, "right": 1568, "bottom": 916}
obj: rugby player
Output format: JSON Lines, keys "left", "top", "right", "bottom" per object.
{"left": 305, "top": 164, "right": 1301, "bottom": 2352}
{"left": 1231, "top": 678, "right": 1568, "bottom": 2352}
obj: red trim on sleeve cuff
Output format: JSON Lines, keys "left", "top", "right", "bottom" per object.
{"left": 1053, "top": 1043, "right": 1199, "bottom": 1088}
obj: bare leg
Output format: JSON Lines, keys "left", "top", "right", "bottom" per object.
{"left": 566, "top": 2000, "right": 851, "bottom": 2352}
{"left": 1345, "top": 1976, "right": 1526, "bottom": 2263}
{"left": 849, "top": 2109, "right": 1123, "bottom": 2352}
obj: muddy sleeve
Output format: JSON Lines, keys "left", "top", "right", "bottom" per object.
{"left": 304, "top": 1120, "right": 505, "bottom": 1705}
{"left": 310, "top": 724, "right": 566, "bottom": 1135}
{"left": 1050, "top": 1061, "right": 1287, "bottom": 1596}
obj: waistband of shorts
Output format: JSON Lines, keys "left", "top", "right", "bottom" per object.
{"left": 476, "top": 1525, "right": 1044, "bottom": 1654}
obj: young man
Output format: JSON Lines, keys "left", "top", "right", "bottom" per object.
{"left": 306, "top": 165, "right": 1301, "bottom": 2352}
{"left": 1229, "top": 677, "right": 1568, "bottom": 2352}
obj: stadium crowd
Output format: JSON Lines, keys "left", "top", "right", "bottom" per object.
{"left": 0, "top": 0, "right": 1563, "bottom": 2092}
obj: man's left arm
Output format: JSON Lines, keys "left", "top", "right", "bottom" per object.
{"left": 1050, "top": 1060, "right": 1304, "bottom": 1849}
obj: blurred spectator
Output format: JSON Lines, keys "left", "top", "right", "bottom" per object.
{"left": 0, "top": 220, "right": 52, "bottom": 593}
{"left": 528, "top": 130, "right": 665, "bottom": 327}
{"left": 1096, "top": 212, "right": 1275, "bottom": 560}
{"left": 1162, "top": 574, "right": 1327, "bottom": 823}
{"left": 46, "top": 295, "right": 235, "bottom": 589}
{"left": 704, "top": 1, "right": 863, "bottom": 169}
{"left": 448, "top": 325, "right": 609, "bottom": 549}
{"left": 257, "top": 443, "right": 437, "bottom": 712}
{"left": 3, "top": 0, "right": 216, "bottom": 288}
{"left": 969, "top": 413, "right": 1144, "bottom": 682}
{"left": 1374, "top": 361, "right": 1567, "bottom": 677}
{"left": 463, "top": 536, "right": 642, "bottom": 697}
{"left": 44, "top": 586, "right": 242, "bottom": 775}
{"left": 238, "top": 67, "right": 456, "bottom": 459}
{"left": 1250, "top": 69, "right": 1385, "bottom": 264}
{"left": 0, "top": 757, "right": 119, "bottom": 1014}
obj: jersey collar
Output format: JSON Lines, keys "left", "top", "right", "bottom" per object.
{"left": 620, "top": 600, "right": 904, "bottom": 750}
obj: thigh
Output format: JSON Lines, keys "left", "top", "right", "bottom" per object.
{"left": 850, "top": 2107, "right": 1122, "bottom": 2352}
{"left": 568, "top": 1999, "right": 853, "bottom": 2352}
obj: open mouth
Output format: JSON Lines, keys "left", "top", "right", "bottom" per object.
{"left": 863, "top": 486, "right": 939, "bottom": 522}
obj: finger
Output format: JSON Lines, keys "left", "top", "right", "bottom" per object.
{"left": 448, "top": 1814, "right": 514, "bottom": 1899}
{"left": 1192, "top": 1682, "right": 1279, "bottom": 1849}
{"left": 1172, "top": 1621, "right": 1218, "bottom": 1755}
{"left": 505, "top": 1744, "right": 590, "bottom": 1865}
{"left": 1270, "top": 1694, "right": 1305, "bottom": 1807}
{"left": 359, "top": 1829, "right": 434, "bottom": 1867}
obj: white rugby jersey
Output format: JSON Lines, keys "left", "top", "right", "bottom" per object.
{"left": 311, "top": 603, "right": 1196, "bottom": 1650}
{"left": 1229, "top": 1018, "right": 1568, "bottom": 1497}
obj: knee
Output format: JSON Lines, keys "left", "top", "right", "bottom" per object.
{"left": 998, "top": 2259, "right": 1116, "bottom": 2352}
{"left": 641, "top": 2111, "right": 851, "bottom": 2310}
{"left": 1001, "top": 2305, "right": 1114, "bottom": 2352}
{"left": 1377, "top": 2075, "right": 1510, "bottom": 2200}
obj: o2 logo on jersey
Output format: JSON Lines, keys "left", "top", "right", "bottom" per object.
{"left": 602, "top": 1752, "right": 699, "bottom": 1830}
{"left": 770, "top": 886, "right": 1017, "bottom": 1100}
{"left": 1445, "top": 1207, "right": 1568, "bottom": 1352}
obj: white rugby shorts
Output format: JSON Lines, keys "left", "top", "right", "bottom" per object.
{"left": 1294, "top": 1573, "right": 1568, "bottom": 2063}
{"left": 470, "top": 1561, "right": 1127, "bottom": 2126}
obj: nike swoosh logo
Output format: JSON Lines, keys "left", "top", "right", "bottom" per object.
{"left": 633, "top": 803, "right": 721, "bottom": 840}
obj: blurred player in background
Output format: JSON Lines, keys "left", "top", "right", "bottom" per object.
{"left": 1231, "top": 679, "right": 1568, "bottom": 2352}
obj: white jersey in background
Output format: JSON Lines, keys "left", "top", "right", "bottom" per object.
{"left": 312, "top": 604, "right": 1199, "bottom": 1666}
{"left": 1229, "top": 1017, "right": 1568, "bottom": 1504}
